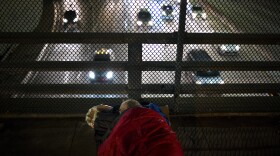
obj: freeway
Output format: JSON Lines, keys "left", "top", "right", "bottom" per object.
{"left": 20, "top": 0, "right": 279, "bottom": 97}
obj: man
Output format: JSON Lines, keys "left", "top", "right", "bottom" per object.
{"left": 86, "top": 99, "right": 184, "bottom": 156}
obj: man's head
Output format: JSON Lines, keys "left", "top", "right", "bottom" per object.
{"left": 119, "top": 99, "right": 142, "bottom": 113}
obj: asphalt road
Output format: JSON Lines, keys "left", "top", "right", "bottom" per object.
{"left": 22, "top": 0, "right": 279, "bottom": 97}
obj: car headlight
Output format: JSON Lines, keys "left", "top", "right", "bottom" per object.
{"left": 220, "top": 80, "right": 225, "bottom": 84}
{"left": 88, "top": 71, "right": 95, "bottom": 79}
{"left": 192, "top": 13, "right": 197, "bottom": 18}
{"left": 177, "top": 0, "right": 181, "bottom": 3}
{"left": 107, "top": 49, "right": 113, "bottom": 54}
{"left": 221, "top": 45, "right": 226, "bottom": 50}
{"left": 202, "top": 13, "right": 207, "bottom": 19}
{"left": 235, "top": 45, "right": 240, "bottom": 51}
{"left": 63, "top": 18, "right": 68, "bottom": 23}
{"left": 162, "top": 11, "right": 166, "bottom": 16}
{"left": 196, "top": 80, "right": 202, "bottom": 84}
{"left": 137, "top": 21, "right": 143, "bottom": 26}
{"left": 148, "top": 21, "right": 153, "bottom": 26}
{"left": 106, "top": 71, "right": 113, "bottom": 79}
{"left": 73, "top": 17, "right": 78, "bottom": 22}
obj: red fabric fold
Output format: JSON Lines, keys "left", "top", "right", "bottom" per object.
{"left": 98, "top": 107, "right": 184, "bottom": 156}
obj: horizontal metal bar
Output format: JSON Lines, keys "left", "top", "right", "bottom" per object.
{"left": 0, "top": 98, "right": 124, "bottom": 114}
{"left": 142, "top": 84, "right": 175, "bottom": 94}
{"left": 0, "top": 61, "right": 279, "bottom": 71}
{"left": 0, "top": 61, "right": 129, "bottom": 71}
{"left": 0, "top": 33, "right": 176, "bottom": 44}
{"left": 1, "top": 33, "right": 280, "bottom": 44}
{"left": 183, "top": 33, "right": 280, "bottom": 45}
{"left": 177, "top": 96, "right": 280, "bottom": 105}
{"left": 1, "top": 112, "right": 279, "bottom": 119}
{"left": 180, "top": 84, "right": 280, "bottom": 94}
{"left": 0, "top": 61, "right": 175, "bottom": 71}
{"left": 175, "top": 96, "right": 280, "bottom": 114}
{"left": 0, "top": 114, "right": 86, "bottom": 118}
{"left": 1, "top": 84, "right": 278, "bottom": 94}
{"left": 0, "top": 84, "right": 128, "bottom": 94}
{"left": 0, "top": 97, "right": 279, "bottom": 115}
{"left": 0, "top": 98, "right": 173, "bottom": 114}
{"left": 181, "top": 61, "right": 280, "bottom": 71}
{"left": 140, "top": 84, "right": 280, "bottom": 94}
{"left": 171, "top": 112, "right": 280, "bottom": 117}
{"left": 0, "top": 98, "right": 172, "bottom": 108}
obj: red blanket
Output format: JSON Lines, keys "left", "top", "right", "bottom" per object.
{"left": 98, "top": 107, "right": 184, "bottom": 156}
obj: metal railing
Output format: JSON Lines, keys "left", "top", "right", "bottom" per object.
{"left": 0, "top": 0, "right": 279, "bottom": 115}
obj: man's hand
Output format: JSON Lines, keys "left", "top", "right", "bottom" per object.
{"left": 85, "top": 107, "right": 97, "bottom": 128}
{"left": 85, "top": 104, "right": 113, "bottom": 128}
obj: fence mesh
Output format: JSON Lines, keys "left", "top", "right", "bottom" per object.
{"left": 1, "top": 1, "right": 280, "bottom": 154}
{"left": 1, "top": 0, "right": 280, "bottom": 112}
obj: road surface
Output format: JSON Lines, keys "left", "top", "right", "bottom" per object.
{"left": 20, "top": 0, "right": 279, "bottom": 98}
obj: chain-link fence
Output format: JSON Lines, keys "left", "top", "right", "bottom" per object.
{"left": 0, "top": 0, "right": 280, "bottom": 114}
{"left": 176, "top": 126, "right": 280, "bottom": 155}
{"left": 1, "top": 0, "right": 280, "bottom": 155}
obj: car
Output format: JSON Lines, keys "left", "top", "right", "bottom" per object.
{"left": 191, "top": 5, "right": 207, "bottom": 20}
{"left": 63, "top": 10, "right": 78, "bottom": 32}
{"left": 63, "top": 10, "right": 78, "bottom": 24}
{"left": 161, "top": 4, "right": 174, "bottom": 20}
{"left": 219, "top": 44, "right": 240, "bottom": 55}
{"left": 188, "top": 49, "right": 224, "bottom": 84}
{"left": 88, "top": 48, "right": 114, "bottom": 83}
{"left": 137, "top": 8, "right": 153, "bottom": 28}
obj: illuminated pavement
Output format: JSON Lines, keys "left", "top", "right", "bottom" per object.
{"left": 23, "top": 0, "right": 279, "bottom": 96}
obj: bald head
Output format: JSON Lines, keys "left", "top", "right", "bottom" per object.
{"left": 119, "top": 99, "right": 142, "bottom": 113}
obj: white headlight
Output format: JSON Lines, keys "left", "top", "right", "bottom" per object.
{"left": 221, "top": 45, "right": 226, "bottom": 50}
{"left": 202, "top": 13, "right": 207, "bottom": 19}
{"left": 137, "top": 21, "right": 143, "bottom": 26}
{"left": 148, "top": 21, "right": 153, "bottom": 26}
{"left": 196, "top": 80, "right": 202, "bottom": 84}
{"left": 220, "top": 80, "right": 225, "bottom": 84}
{"left": 63, "top": 18, "right": 68, "bottom": 23}
{"left": 73, "top": 17, "right": 78, "bottom": 22}
{"left": 106, "top": 71, "right": 113, "bottom": 79}
{"left": 107, "top": 49, "right": 113, "bottom": 55}
{"left": 235, "top": 45, "right": 240, "bottom": 51}
{"left": 88, "top": 71, "right": 95, "bottom": 79}
{"left": 192, "top": 13, "right": 197, "bottom": 18}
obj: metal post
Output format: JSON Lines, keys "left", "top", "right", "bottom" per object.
{"left": 174, "top": 0, "right": 187, "bottom": 110}
{"left": 128, "top": 43, "right": 142, "bottom": 99}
